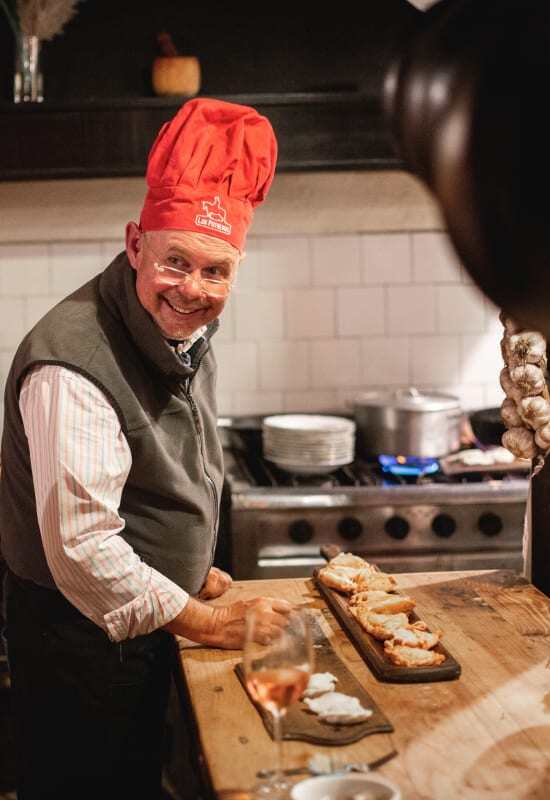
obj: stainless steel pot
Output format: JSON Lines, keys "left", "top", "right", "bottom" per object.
{"left": 353, "top": 388, "right": 462, "bottom": 458}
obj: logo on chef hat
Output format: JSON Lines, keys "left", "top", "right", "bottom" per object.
{"left": 195, "top": 196, "right": 232, "bottom": 236}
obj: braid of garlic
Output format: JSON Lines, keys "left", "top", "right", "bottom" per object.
{"left": 499, "top": 312, "right": 550, "bottom": 465}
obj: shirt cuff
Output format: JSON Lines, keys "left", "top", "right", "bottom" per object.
{"left": 103, "top": 578, "right": 189, "bottom": 642}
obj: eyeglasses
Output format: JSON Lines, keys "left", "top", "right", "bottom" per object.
{"left": 144, "top": 239, "right": 234, "bottom": 298}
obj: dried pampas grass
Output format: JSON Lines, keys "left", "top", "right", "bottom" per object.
{"left": 16, "top": 0, "right": 79, "bottom": 40}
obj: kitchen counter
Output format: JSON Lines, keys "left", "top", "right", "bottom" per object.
{"left": 177, "top": 571, "right": 550, "bottom": 799}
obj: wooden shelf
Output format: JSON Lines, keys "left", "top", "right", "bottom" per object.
{"left": 0, "top": 92, "right": 402, "bottom": 181}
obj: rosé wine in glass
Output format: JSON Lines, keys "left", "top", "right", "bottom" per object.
{"left": 246, "top": 665, "right": 310, "bottom": 714}
{"left": 243, "top": 607, "right": 313, "bottom": 798}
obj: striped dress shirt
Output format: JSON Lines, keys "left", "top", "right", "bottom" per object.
{"left": 19, "top": 327, "right": 207, "bottom": 642}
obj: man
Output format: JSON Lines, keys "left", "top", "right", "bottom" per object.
{"left": 0, "top": 98, "right": 290, "bottom": 799}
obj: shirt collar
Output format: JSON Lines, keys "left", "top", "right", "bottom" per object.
{"left": 167, "top": 325, "right": 208, "bottom": 355}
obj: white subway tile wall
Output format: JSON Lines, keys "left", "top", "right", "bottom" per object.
{"left": 387, "top": 285, "right": 437, "bottom": 335}
{"left": 257, "top": 237, "right": 310, "bottom": 287}
{"left": 436, "top": 284, "right": 487, "bottom": 333}
{"left": 362, "top": 233, "right": 411, "bottom": 285}
{"left": 26, "top": 296, "right": 65, "bottom": 330}
{"left": 233, "top": 289, "right": 285, "bottom": 340}
{"left": 50, "top": 242, "right": 103, "bottom": 295}
{"left": 337, "top": 287, "right": 385, "bottom": 337}
{"left": 0, "top": 244, "right": 50, "bottom": 295}
{"left": 410, "top": 336, "right": 461, "bottom": 385}
{"left": 231, "top": 391, "right": 284, "bottom": 415}
{"left": 460, "top": 330, "right": 503, "bottom": 385}
{"left": 101, "top": 241, "right": 126, "bottom": 264}
{"left": 258, "top": 341, "right": 309, "bottom": 391}
{"left": 0, "top": 230, "right": 505, "bottom": 424}
{"left": 214, "top": 341, "right": 258, "bottom": 392}
{"left": 283, "top": 390, "right": 339, "bottom": 412}
{"left": 0, "top": 296, "right": 26, "bottom": 349}
{"left": 311, "top": 339, "right": 364, "bottom": 389}
{"left": 312, "top": 236, "right": 361, "bottom": 286}
{"left": 412, "top": 231, "right": 462, "bottom": 283}
{"left": 361, "top": 337, "right": 410, "bottom": 386}
{"left": 287, "top": 288, "right": 335, "bottom": 339}
{"left": 236, "top": 243, "right": 260, "bottom": 289}
{"left": 214, "top": 304, "right": 235, "bottom": 342}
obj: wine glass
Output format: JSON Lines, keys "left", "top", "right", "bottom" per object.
{"left": 243, "top": 606, "right": 314, "bottom": 798}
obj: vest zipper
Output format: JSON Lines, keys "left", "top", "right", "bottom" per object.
{"left": 183, "top": 378, "right": 219, "bottom": 571}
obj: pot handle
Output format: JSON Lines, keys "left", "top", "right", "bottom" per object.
{"left": 396, "top": 387, "right": 421, "bottom": 401}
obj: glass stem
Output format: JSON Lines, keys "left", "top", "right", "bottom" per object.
{"left": 272, "top": 710, "right": 284, "bottom": 785}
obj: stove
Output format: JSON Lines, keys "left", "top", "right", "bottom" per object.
{"left": 220, "top": 416, "right": 529, "bottom": 579}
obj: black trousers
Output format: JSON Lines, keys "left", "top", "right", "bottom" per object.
{"left": 3, "top": 569, "right": 175, "bottom": 800}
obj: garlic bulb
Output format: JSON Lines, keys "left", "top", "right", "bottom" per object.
{"left": 509, "top": 364, "right": 546, "bottom": 396}
{"left": 501, "top": 398, "right": 523, "bottom": 429}
{"left": 507, "top": 331, "right": 546, "bottom": 366}
{"left": 502, "top": 427, "right": 538, "bottom": 459}
{"left": 519, "top": 396, "right": 550, "bottom": 429}
{"left": 535, "top": 423, "right": 550, "bottom": 451}
{"left": 500, "top": 336, "right": 512, "bottom": 364}
{"left": 499, "top": 314, "right": 549, "bottom": 464}
{"left": 499, "top": 311, "right": 522, "bottom": 335}
{"left": 499, "top": 367, "right": 522, "bottom": 402}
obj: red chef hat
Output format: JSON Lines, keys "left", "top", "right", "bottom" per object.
{"left": 139, "top": 98, "right": 278, "bottom": 252}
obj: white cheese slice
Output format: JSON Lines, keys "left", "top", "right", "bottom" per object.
{"left": 304, "top": 691, "right": 373, "bottom": 724}
{"left": 301, "top": 671, "right": 338, "bottom": 698}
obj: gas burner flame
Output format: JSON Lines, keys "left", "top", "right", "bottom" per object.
{"left": 378, "top": 454, "right": 440, "bottom": 477}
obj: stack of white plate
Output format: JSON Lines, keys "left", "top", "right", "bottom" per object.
{"left": 262, "top": 414, "right": 356, "bottom": 475}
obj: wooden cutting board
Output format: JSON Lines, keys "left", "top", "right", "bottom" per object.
{"left": 315, "top": 572, "right": 461, "bottom": 684}
{"left": 234, "top": 614, "right": 393, "bottom": 746}
{"left": 439, "top": 450, "right": 530, "bottom": 476}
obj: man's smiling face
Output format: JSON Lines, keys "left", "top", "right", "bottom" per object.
{"left": 126, "top": 225, "right": 240, "bottom": 340}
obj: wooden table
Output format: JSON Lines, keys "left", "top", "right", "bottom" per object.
{"left": 178, "top": 570, "right": 550, "bottom": 799}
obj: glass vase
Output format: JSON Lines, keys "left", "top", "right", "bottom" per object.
{"left": 14, "top": 34, "right": 43, "bottom": 103}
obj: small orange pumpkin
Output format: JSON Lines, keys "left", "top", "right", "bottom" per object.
{"left": 152, "top": 56, "right": 201, "bottom": 97}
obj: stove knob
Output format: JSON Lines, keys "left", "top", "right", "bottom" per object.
{"left": 478, "top": 512, "right": 503, "bottom": 537}
{"left": 337, "top": 516, "right": 363, "bottom": 541}
{"left": 384, "top": 515, "right": 410, "bottom": 540}
{"left": 288, "top": 519, "right": 314, "bottom": 544}
{"left": 432, "top": 513, "right": 457, "bottom": 538}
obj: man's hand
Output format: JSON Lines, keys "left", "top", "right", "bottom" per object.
{"left": 164, "top": 595, "right": 292, "bottom": 649}
{"left": 210, "top": 596, "right": 292, "bottom": 649}
{"left": 198, "top": 566, "right": 233, "bottom": 600}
